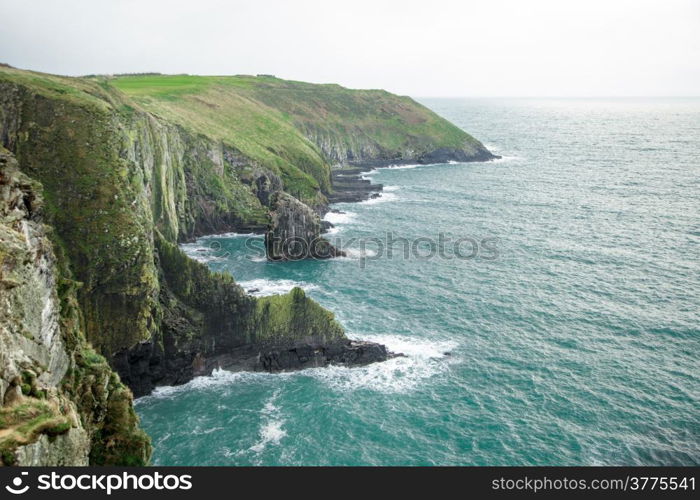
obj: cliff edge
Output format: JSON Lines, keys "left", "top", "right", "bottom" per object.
{"left": 0, "top": 66, "right": 495, "bottom": 465}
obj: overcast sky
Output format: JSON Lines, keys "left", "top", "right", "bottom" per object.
{"left": 1, "top": 0, "right": 698, "bottom": 96}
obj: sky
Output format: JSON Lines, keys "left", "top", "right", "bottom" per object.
{"left": 1, "top": 0, "right": 699, "bottom": 97}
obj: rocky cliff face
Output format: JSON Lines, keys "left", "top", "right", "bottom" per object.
{"left": 265, "top": 192, "right": 343, "bottom": 260}
{"left": 0, "top": 68, "right": 382, "bottom": 405}
{"left": 113, "top": 237, "right": 374, "bottom": 398}
{"left": 0, "top": 66, "right": 495, "bottom": 465}
{"left": 303, "top": 125, "right": 496, "bottom": 168}
{"left": 0, "top": 149, "right": 150, "bottom": 466}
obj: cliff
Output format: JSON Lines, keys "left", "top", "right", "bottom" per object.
{"left": 0, "top": 65, "right": 494, "bottom": 465}
{"left": 0, "top": 149, "right": 149, "bottom": 465}
{"left": 266, "top": 192, "right": 343, "bottom": 260}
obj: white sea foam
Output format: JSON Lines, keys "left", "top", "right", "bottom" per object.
{"left": 360, "top": 168, "right": 378, "bottom": 179}
{"left": 490, "top": 155, "right": 524, "bottom": 163}
{"left": 358, "top": 334, "right": 458, "bottom": 359}
{"left": 250, "top": 390, "right": 286, "bottom": 453}
{"left": 359, "top": 192, "right": 398, "bottom": 205}
{"left": 383, "top": 163, "right": 422, "bottom": 170}
{"left": 301, "top": 334, "right": 458, "bottom": 393}
{"left": 238, "top": 278, "right": 319, "bottom": 297}
{"left": 179, "top": 242, "right": 207, "bottom": 254}
{"left": 483, "top": 144, "right": 523, "bottom": 163}
{"left": 180, "top": 233, "right": 262, "bottom": 263}
{"left": 205, "top": 232, "right": 261, "bottom": 239}
{"left": 179, "top": 244, "right": 226, "bottom": 264}
{"left": 250, "top": 421, "right": 286, "bottom": 453}
{"left": 363, "top": 162, "right": 461, "bottom": 180}
{"left": 135, "top": 368, "right": 251, "bottom": 402}
{"left": 382, "top": 185, "right": 400, "bottom": 192}
{"left": 340, "top": 247, "right": 378, "bottom": 260}
{"left": 323, "top": 211, "right": 356, "bottom": 225}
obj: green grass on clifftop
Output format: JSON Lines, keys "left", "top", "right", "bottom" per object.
{"left": 111, "top": 74, "right": 330, "bottom": 202}
{"left": 109, "top": 73, "right": 487, "bottom": 191}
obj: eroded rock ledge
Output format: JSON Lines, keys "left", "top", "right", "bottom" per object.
{"left": 328, "top": 148, "right": 501, "bottom": 204}
{"left": 120, "top": 338, "right": 392, "bottom": 398}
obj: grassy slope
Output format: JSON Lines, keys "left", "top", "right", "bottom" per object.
{"left": 109, "top": 73, "right": 487, "bottom": 181}
{"left": 0, "top": 68, "right": 487, "bottom": 204}
{"left": 243, "top": 78, "right": 477, "bottom": 154}
{"left": 110, "top": 75, "right": 330, "bottom": 203}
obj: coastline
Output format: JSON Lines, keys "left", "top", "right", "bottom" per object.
{"left": 152, "top": 149, "right": 500, "bottom": 397}
{"left": 326, "top": 149, "right": 501, "bottom": 206}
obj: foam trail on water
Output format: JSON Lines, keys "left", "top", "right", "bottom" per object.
{"left": 238, "top": 279, "right": 319, "bottom": 297}
{"left": 205, "top": 232, "right": 262, "bottom": 239}
{"left": 302, "top": 334, "right": 458, "bottom": 394}
{"left": 250, "top": 389, "right": 286, "bottom": 454}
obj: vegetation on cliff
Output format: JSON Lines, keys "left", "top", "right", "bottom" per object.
{"left": 0, "top": 149, "right": 150, "bottom": 465}
{"left": 111, "top": 73, "right": 492, "bottom": 179}
{"left": 0, "top": 65, "right": 493, "bottom": 465}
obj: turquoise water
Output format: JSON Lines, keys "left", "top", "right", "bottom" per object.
{"left": 136, "top": 98, "right": 700, "bottom": 466}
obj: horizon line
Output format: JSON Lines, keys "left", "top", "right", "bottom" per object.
{"left": 2, "top": 64, "right": 698, "bottom": 100}
{"left": 414, "top": 95, "right": 700, "bottom": 99}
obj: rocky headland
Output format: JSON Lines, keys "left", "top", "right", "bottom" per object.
{"left": 0, "top": 66, "right": 495, "bottom": 465}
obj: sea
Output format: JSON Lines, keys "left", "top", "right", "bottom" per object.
{"left": 135, "top": 98, "right": 700, "bottom": 465}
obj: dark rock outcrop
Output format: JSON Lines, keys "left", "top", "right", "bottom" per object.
{"left": 327, "top": 147, "right": 501, "bottom": 204}
{"left": 328, "top": 169, "right": 384, "bottom": 203}
{"left": 242, "top": 167, "right": 284, "bottom": 207}
{"left": 111, "top": 237, "right": 357, "bottom": 397}
{"left": 345, "top": 146, "right": 499, "bottom": 168}
{"left": 217, "top": 339, "right": 391, "bottom": 373}
{"left": 265, "top": 191, "right": 344, "bottom": 260}
{"left": 117, "top": 338, "right": 392, "bottom": 397}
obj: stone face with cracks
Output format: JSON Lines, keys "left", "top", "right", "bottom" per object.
{"left": 265, "top": 192, "right": 344, "bottom": 260}
{"left": 0, "top": 149, "right": 150, "bottom": 466}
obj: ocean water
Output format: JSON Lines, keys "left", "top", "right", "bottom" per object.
{"left": 136, "top": 98, "right": 700, "bottom": 466}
